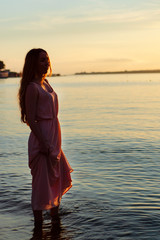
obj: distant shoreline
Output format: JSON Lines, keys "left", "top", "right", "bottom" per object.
{"left": 74, "top": 70, "right": 160, "bottom": 75}
{"left": 2, "top": 69, "right": 160, "bottom": 79}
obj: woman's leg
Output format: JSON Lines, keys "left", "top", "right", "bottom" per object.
{"left": 51, "top": 206, "right": 61, "bottom": 233}
{"left": 50, "top": 206, "right": 59, "bottom": 217}
{"left": 33, "top": 210, "right": 43, "bottom": 229}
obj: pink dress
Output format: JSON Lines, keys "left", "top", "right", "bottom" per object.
{"left": 26, "top": 80, "right": 73, "bottom": 210}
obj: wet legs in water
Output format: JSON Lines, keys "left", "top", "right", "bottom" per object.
{"left": 31, "top": 207, "right": 61, "bottom": 239}
{"left": 33, "top": 207, "right": 59, "bottom": 227}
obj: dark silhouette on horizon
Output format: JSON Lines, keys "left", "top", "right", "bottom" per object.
{"left": 75, "top": 69, "right": 160, "bottom": 75}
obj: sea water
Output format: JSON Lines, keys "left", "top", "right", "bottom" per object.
{"left": 0, "top": 74, "right": 160, "bottom": 240}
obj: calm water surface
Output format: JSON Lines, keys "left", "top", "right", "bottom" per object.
{"left": 1, "top": 74, "right": 160, "bottom": 240}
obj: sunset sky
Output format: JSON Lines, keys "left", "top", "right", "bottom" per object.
{"left": 1, "top": 0, "right": 160, "bottom": 74}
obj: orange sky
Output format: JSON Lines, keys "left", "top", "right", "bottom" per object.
{"left": 1, "top": 0, "right": 160, "bottom": 74}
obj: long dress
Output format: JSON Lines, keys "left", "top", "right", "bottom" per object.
{"left": 26, "top": 80, "right": 73, "bottom": 210}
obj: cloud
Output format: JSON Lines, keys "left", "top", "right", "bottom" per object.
{"left": 0, "top": 17, "right": 20, "bottom": 23}
{"left": 99, "top": 58, "right": 133, "bottom": 63}
{"left": 59, "top": 58, "right": 134, "bottom": 64}
{"left": 11, "top": 7, "right": 160, "bottom": 33}
{"left": 2, "top": 3, "right": 160, "bottom": 35}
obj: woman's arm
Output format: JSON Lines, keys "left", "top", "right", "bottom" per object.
{"left": 25, "top": 83, "right": 50, "bottom": 154}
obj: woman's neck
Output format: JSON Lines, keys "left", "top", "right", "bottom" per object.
{"left": 34, "top": 76, "right": 45, "bottom": 85}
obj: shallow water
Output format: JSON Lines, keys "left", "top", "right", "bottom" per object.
{"left": 1, "top": 74, "right": 160, "bottom": 240}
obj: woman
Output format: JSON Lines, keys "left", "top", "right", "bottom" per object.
{"left": 18, "top": 48, "right": 73, "bottom": 229}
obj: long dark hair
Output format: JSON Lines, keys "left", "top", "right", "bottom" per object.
{"left": 18, "top": 48, "right": 52, "bottom": 123}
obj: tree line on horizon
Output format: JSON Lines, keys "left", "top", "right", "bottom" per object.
{"left": 0, "top": 60, "right": 21, "bottom": 77}
{"left": 0, "top": 60, "right": 5, "bottom": 70}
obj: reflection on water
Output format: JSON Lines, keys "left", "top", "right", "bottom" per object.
{"left": 1, "top": 74, "right": 160, "bottom": 239}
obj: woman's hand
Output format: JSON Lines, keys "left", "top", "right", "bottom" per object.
{"left": 39, "top": 140, "right": 50, "bottom": 155}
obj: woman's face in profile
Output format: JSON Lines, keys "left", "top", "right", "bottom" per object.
{"left": 37, "top": 51, "right": 50, "bottom": 76}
